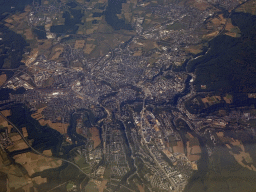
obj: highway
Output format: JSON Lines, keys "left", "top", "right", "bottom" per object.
{"left": 0, "top": 111, "right": 91, "bottom": 178}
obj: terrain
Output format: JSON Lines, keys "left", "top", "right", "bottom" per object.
{"left": 0, "top": 0, "right": 256, "bottom": 192}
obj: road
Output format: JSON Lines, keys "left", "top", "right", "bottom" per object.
{"left": 0, "top": 111, "right": 91, "bottom": 178}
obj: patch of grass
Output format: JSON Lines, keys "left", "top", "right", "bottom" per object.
{"left": 166, "top": 21, "right": 187, "bottom": 30}
{"left": 103, "top": 165, "right": 111, "bottom": 179}
{"left": 84, "top": 181, "right": 98, "bottom": 192}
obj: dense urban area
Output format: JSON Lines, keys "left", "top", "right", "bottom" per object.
{"left": 0, "top": 0, "right": 256, "bottom": 192}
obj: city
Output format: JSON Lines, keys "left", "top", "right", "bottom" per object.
{"left": 0, "top": 0, "right": 255, "bottom": 191}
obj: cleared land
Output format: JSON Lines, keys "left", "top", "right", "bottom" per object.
{"left": 13, "top": 150, "right": 62, "bottom": 176}
{"left": 0, "top": 74, "right": 7, "bottom": 86}
{"left": 186, "top": 133, "right": 201, "bottom": 161}
{"left": 89, "top": 127, "right": 101, "bottom": 149}
{"left": 75, "top": 40, "right": 85, "bottom": 49}
{"left": 137, "top": 184, "right": 145, "bottom": 192}
{"left": 236, "top": 1, "right": 256, "bottom": 15}
{"left": 31, "top": 107, "right": 69, "bottom": 134}
{"left": 172, "top": 141, "right": 184, "bottom": 154}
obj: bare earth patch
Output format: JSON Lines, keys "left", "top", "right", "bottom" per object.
{"left": 0, "top": 74, "right": 7, "bottom": 86}
{"left": 89, "top": 127, "right": 101, "bottom": 149}
{"left": 137, "top": 184, "right": 145, "bottom": 192}
{"left": 99, "top": 180, "right": 108, "bottom": 192}
{"left": 173, "top": 141, "right": 184, "bottom": 154}
{"left": 75, "top": 40, "right": 85, "bottom": 49}
{"left": 50, "top": 46, "right": 64, "bottom": 60}
{"left": 84, "top": 44, "right": 96, "bottom": 54}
